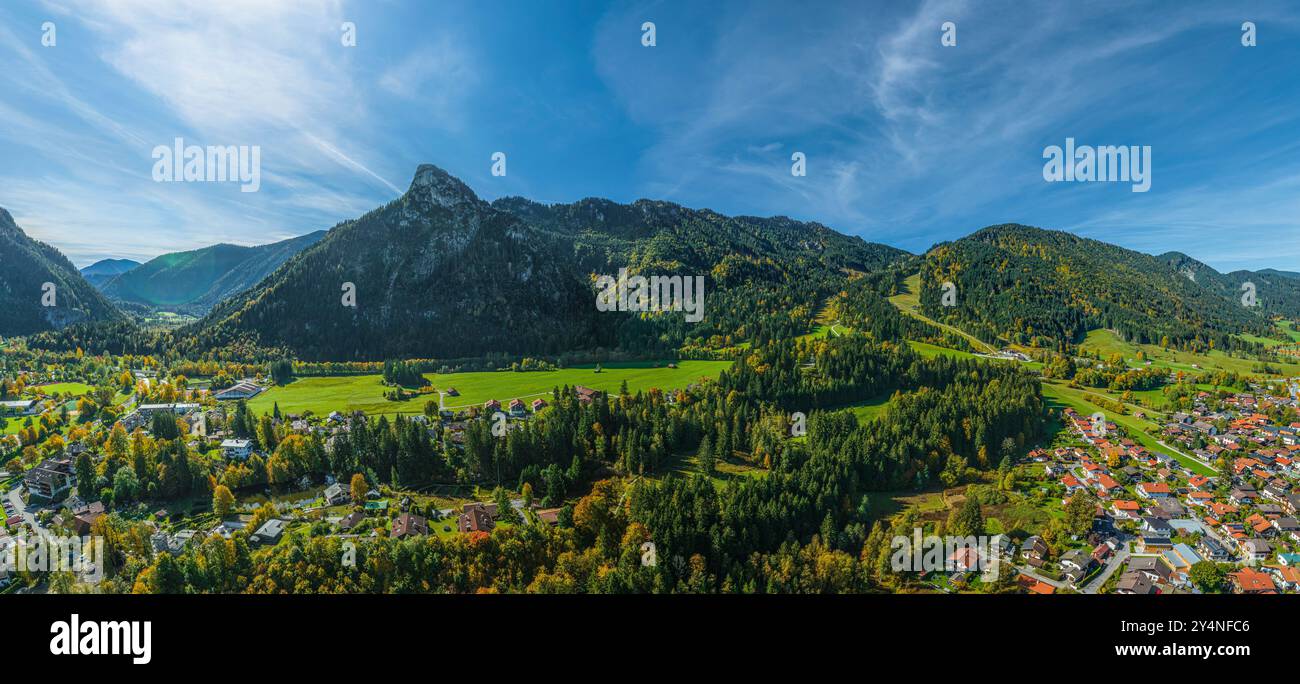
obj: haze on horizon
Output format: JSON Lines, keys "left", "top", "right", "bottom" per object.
{"left": 2, "top": 0, "right": 1300, "bottom": 271}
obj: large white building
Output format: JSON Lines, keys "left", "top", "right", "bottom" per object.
{"left": 220, "top": 439, "right": 253, "bottom": 460}
{"left": 213, "top": 381, "right": 263, "bottom": 401}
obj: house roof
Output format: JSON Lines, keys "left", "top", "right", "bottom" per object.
{"left": 1231, "top": 568, "right": 1277, "bottom": 593}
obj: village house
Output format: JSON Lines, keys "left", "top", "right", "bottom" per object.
{"left": 1198, "top": 535, "right": 1231, "bottom": 562}
{"left": 323, "top": 483, "right": 351, "bottom": 506}
{"left": 1239, "top": 538, "right": 1272, "bottom": 564}
{"left": 1111, "top": 500, "right": 1141, "bottom": 520}
{"left": 1115, "top": 571, "right": 1158, "bottom": 595}
{"left": 458, "top": 502, "right": 496, "bottom": 533}
{"left": 24, "top": 457, "right": 74, "bottom": 501}
{"left": 71, "top": 501, "right": 106, "bottom": 536}
{"left": 221, "top": 439, "right": 253, "bottom": 460}
{"left": 1230, "top": 567, "right": 1277, "bottom": 594}
{"left": 1137, "top": 482, "right": 1171, "bottom": 499}
{"left": 1127, "top": 556, "right": 1172, "bottom": 586}
{"left": 1059, "top": 550, "right": 1095, "bottom": 586}
{"left": 1017, "top": 574, "right": 1056, "bottom": 595}
{"left": 250, "top": 519, "right": 286, "bottom": 546}
{"left": 391, "top": 513, "right": 429, "bottom": 539}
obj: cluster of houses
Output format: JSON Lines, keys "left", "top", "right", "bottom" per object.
{"left": 483, "top": 397, "right": 549, "bottom": 418}
{"left": 324, "top": 494, "right": 562, "bottom": 542}
{"left": 1161, "top": 391, "right": 1300, "bottom": 467}
{"left": 1018, "top": 397, "right": 1300, "bottom": 594}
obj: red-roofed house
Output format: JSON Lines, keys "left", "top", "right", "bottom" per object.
{"left": 1111, "top": 500, "right": 1141, "bottom": 519}
{"left": 1137, "top": 482, "right": 1171, "bottom": 498}
{"left": 1230, "top": 568, "right": 1277, "bottom": 594}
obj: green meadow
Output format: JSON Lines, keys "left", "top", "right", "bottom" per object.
{"left": 1081, "top": 328, "right": 1300, "bottom": 378}
{"left": 247, "top": 360, "right": 733, "bottom": 417}
{"left": 836, "top": 393, "right": 896, "bottom": 423}
{"left": 31, "top": 382, "right": 93, "bottom": 396}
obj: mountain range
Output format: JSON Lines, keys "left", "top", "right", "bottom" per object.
{"left": 4, "top": 166, "right": 1299, "bottom": 359}
{"left": 189, "top": 165, "right": 905, "bottom": 361}
{"left": 1159, "top": 251, "right": 1300, "bottom": 320}
{"left": 97, "top": 231, "right": 326, "bottom": 314}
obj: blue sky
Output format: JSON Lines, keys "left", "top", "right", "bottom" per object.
{"left": 2, "top": 0, "right": 1300, "bottom": 272}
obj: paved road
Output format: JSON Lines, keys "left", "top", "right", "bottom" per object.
{"left": 6, "top": 487, "right": 47, "bottom": 535}
{"left": 1082, "top": 539, "right": 1130, "bottom": 594}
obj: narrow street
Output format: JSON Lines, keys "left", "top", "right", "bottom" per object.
{"left": 1082, "top": 539, "right": 1130, "bottom": 594}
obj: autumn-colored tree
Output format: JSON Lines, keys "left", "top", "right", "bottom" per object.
{"left": 213, "top": 485, "right": 236, "bottom": 518}
{"left": 350, "top": 473, "right": 367, "bottom": 503}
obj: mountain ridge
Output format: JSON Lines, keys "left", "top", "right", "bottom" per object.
{"left": 100, "top": 231, "right": 327, "bottom": 314}
{"left": 188, "top": 164, "right": 910, "bottom": 360}
{"left": 917, "top": 223, "right": 1275, "bottom": 350}
{"left": 0, "top": 207, "right": 123, "bottom": 335}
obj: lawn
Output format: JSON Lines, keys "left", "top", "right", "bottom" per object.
{"left": 248, "top": 360, "right": 733, "bottom": 417}
{"left": 857, "top": 487, "right": 951, "bottom": 524}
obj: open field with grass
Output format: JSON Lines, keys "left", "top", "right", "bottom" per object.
{"left": 834, "top": 393, "right": 895, "bottom": 422}
{"left": 857, "top": 486, "right": 951, "bottom": 523}
{"left": 1041, "top": 380, "right": 1216, "bottom": 476}
{"left": 247, "top": 360, "right": 732, "bottom": 417}
{"left": 645, "top": 450, "right": 767, "bottom": 489}
{"left": 1081, "top": 328, "right": 1300, "bottom": 378}
{"left": 907, "top": 340, "right": 978, "bottom": 360}
{"left": 30, "top": 382, "right": 93, "bottom": 396}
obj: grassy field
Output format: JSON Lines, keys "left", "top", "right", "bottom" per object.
{"left": 857, "top": 487, "right": 951, "bottom": 524}
{"left": 30, "top": 382, "right": 93, "bottom": 396}
{"left": 836, "top": 393, "right": 895, "bottom": 422}
{"left": 907, "top": 340, "right": 977, "bottom": 360}
{"left": 1081, "top": 328, "right": 1300, "bottom": 378}
{"left": 646, "top": 450, "right": 767, "bottom": 489}
{"left": 1279, "top": 321, "right": 1300, "bottom": 343}
{"left": 1041, "top": 380, "right": 1216, "bottom": 476}
{"left": 248, "top": 360, "right": 733, "bottom": 417}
